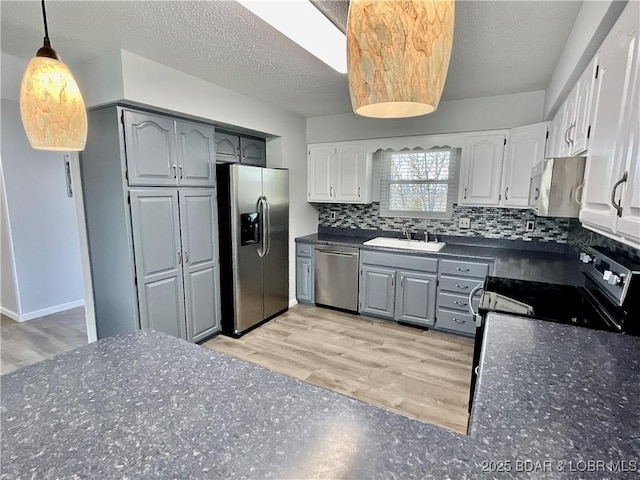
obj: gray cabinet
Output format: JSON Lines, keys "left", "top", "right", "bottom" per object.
{"left": 176, "top": 120, "right": 216, "bottom": 187}
{"left": 395, "top": 271, "right": 437, "bottom": 326}
{"left": 436, "top": 257, "right": 492, "bottom": 336}
{"left": 215, "top": 131, "right": 240, "bottom": 163}
{"left": 179, "top": 190, "right": 221, "bottom": 341}
{"left": 124, "top": 110, "right": 177, "bottom": 186}
{"left": 296, "top": 243, "right": 314, "bottom": 304}
{"left": 130, "top": 190, "right": 186, "bottom": 339}
{"left": 123, "top": 110, "right": 215, "bottom": 187}
{"left": 215, "top": 132, "right": 266, "bottom": 167}
{"left": 359, "top": 251, "right": 437, "bottom": 326}
{"left": 360, "top": 265, "right": 396, "bottom": 319}
{"left": 240, "top": 137, "right": 266, "bottom": 166}
{"left": 130, "top": 189, "right": 221, "bottom": 342}
{"left": 80, "top": 105, "right": 221, "bottom": 342}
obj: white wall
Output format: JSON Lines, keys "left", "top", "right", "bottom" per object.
{"left": 1, "top": 168, "right": 19, "bottom": 317}
{"left": 306, "top": 90, "right": 545, "bottom": 143}
{"left": 74, "top": 49, "right": 317, "bottom": 304}
{"left": 0, "top": 99, "right": 84, "bottom": 320}
{"left": 543, "top": 0, "right": 628, "bottom": 119}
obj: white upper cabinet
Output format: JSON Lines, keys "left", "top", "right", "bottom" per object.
{"left": 334, "top": 144, "right": 366, "bottom": 202}
{"left": 307, "top": 143, "right": 372, "bottom": 204}
{"left": 580, "top": 0, "right": 639, "bottom": 246}
{"left": 501, "top": 122, "right": 548, "bottom": 208}
{"left": 570, "top": 58, "right": 598, "bottom": 156}
{"left": 307, "top": 145, "right": 334, "bottom": 202}
{"left": 459, "top": 133, "right": 506, "bottom": 206}
{"left": 548, "top": 57, "right": 599, "bottom": 159}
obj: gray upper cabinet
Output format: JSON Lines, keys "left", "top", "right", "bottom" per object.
{"left": 240, "top": 137, "right": 266, "bottom": 167}
{"left": 179, "top": 190, "right": 221, "bottom": 342}
{"left": 124, "top": 110, "right": 178, "bottom": 186}
{"left": 176, "top": 120, "right": 216, "bottom": 187}
{"left": 360, "top": 265, "right": 396, "bottom": 319}
{"left": 129, "top": 190, "right": 186, "bottom": 339}
{"left": 395, "top": 271, "right": 437, "bottom": 326}
{"left": 215, "top": 131, "right": 240, "bottom": 164}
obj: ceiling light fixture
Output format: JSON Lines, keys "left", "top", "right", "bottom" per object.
{"left": 347, "top": 0, "right": 455, "bottom": 119}
{"left": 20, "top": 0, "right": 87, "bottom": 151}
{"left": 237, "top": 0, "right": 347, "bottom": 74}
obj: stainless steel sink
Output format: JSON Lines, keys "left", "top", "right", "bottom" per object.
{"left": 363, "top": 237, "right": 446, "bottom": 252}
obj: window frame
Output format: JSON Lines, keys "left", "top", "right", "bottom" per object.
{"left": 379, "top": 147, "right": 460, "bottom": 219}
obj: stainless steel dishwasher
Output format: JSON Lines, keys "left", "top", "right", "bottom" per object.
{"left": 314, "top": 245, "right": 359, "bottom": 312}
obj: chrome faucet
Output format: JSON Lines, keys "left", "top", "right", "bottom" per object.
{"left": 402, "top": 228, "right": 411, "bottom": 240}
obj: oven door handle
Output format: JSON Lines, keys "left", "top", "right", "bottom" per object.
{"left": 468, "top": 284, "right": 484, "bottom": 324}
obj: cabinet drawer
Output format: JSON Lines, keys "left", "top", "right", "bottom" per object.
{"left": 439, "top": 259, "right": 490, "bottom": 279}
{"left": 296, "top": 243, "right": 313, "bottom": 258}
{"left": 437, "top": 292, "right": 479, "bottom": 314}
{"left": 361, "top": 251, "right": 437, "bottom": 273}
{"left": 439, "top": 276, "right": 483, "bottom": 294}
{"left": 436, "top": 308, "right": 475, "bottom": 336}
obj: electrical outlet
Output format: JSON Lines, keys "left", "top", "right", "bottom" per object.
{"left": 330, "top": 211, "right": 337, "bottom": 221}
{"left": 458, "top": 217, "right": 471, "bottom": 229}
{"left": 526, "top": 220, "right": 535, "bottom": 232}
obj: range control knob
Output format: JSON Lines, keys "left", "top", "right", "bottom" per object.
{"left": 608, "top": 274, "right": 622, "bottom": 286}
{"left": 580, "top": 253, "right": 594, "bottom": 264}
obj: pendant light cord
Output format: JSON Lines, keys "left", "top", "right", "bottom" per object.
{"left": 41, "top": 0, "right": 49, "bottom": 40}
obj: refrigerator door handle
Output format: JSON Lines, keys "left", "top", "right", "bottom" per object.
{"left": 264, "top": 197, "right": 272, "bottom": 256}
{"left": 257, "top": 196, "right": 266, "bottom": 258}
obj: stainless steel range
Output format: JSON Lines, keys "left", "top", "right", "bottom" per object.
{"left": 469, "top": 246, "right": 640, "bottom": 413}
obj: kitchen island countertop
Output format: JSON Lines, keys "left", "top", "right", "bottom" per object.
{"left": 2, "top": 314, "right": 639, "bottom": 479}
{"left": 296, "top": 232, "right": 584, "bottom": 285}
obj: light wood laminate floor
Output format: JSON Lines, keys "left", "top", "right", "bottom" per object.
{"left": 204, "top": 304, "right": 474, "bottom": 433}
{"left": 1, "top": 308, "right": 87, "bottom": 376}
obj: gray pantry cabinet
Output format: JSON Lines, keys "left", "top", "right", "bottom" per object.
{"left": 80, "top": 105, "right": 221, "bottom": 342}
{"left": 215, "top": 130, "right": 266, "bottom": 167}
{"left": 359, "top": 251, "right": 437, "bottom": 327}
{"left": 295, "top": 243, "right": 314, "bottom": 304}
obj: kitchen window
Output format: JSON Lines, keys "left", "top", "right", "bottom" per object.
{"left": 379, "top": 148, "right": 460, "bottom": 218}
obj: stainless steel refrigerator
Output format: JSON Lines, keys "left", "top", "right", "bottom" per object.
{"left": 217, "top": 164, "right": 289, "bottom": 336}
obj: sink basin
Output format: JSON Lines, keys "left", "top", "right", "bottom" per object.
{"left": 364, "top": 237, "right": 446, "bottom": 252}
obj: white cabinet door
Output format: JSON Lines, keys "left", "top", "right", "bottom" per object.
{"left": 570, "top": 58, "right": 598, "bottom": 156}
{"left": 501, "top": 123, "right": 548, "bottom": 208}
{"left": 334, "top": 144, "right": 365, "bottom": 202}
{"left": 545, "top": 108, "right": 563, "bottom": 159}
{"left": 580, "top": 1, "right": 639, "bottom": 235}
{"left": 559, "top": 89, "right": 576, "bottom": 158}
{"left": 460, "top": 134, "right": 506, "bottom": 206}
{"left": 616, "top": 43, "right": 640, "bottom": 245}
{"left": 307, "top": 145, "right": 334, "bottom": 202}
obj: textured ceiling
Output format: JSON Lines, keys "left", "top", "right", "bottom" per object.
{"left": 0, "top": 1, "right": 581, "bottom": 118}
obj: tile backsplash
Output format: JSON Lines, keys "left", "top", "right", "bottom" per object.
{"left": 567, "top": 223, "right": 640, "bottom": 262}
{"left": 318, "top": 203, "right": 574, "bottom": 242}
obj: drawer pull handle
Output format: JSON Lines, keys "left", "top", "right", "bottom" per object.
{"left": 474, "top": 366, "right": 479, "bottom": 375}
{"left": 453, "top": 318, "right": 466, "bottom": 324}
{"left": 456, "top": 267, "right": 470, "bottom": 272}
{"left": 453, "top": 301, "right": 467, "bottom": 306}
{"left": 456, "top": 284, "right": 469, "bottom": 290}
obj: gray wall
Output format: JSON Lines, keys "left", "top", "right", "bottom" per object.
{"left": 1, "top": 99, "right": 84, "bottom": 316}
{"left": 306, "top": 91, "right": 545, "bottom": 144}
{"left": 1, "top": 171, "right": 19, "bottom": 315}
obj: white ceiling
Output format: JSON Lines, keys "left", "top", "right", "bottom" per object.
{"left": 0, "top": 1, "right": 582, "bottom": 118}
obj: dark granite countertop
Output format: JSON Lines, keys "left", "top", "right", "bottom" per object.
{"left": 2, "top": 320, "right": 639, "bottom": 479}
{"left": 296, "top": 232, "right": 584, "bottom": 285}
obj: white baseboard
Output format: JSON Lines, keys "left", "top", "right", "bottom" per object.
{"left": 288, "top": 298, "right": 298, "bottom": 308}
{"left": 0, "top": 306, "right": 19, "bottom": 321}
{"left": 13, "top": 299, "right": 85, "bottom": 323}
